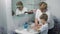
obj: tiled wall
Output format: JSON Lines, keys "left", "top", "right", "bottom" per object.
{"left": 12, "top": 0, "right": 41, "bottom": 12}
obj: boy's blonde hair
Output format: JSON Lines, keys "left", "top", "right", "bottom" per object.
{"left": 40, "top": 13, "right": 48, "bottom": 21}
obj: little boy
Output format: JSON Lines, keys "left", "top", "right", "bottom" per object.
{"left": 32, "top": 13, "right": 48, "bottom": 34}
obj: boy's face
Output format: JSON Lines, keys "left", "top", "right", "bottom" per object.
{"left": 40, "top": 19, "right": 46, "bottom": 24}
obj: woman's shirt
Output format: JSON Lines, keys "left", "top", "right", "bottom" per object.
{"left": 39, "top": 23, "right": 48, "bottom": 34}
{"left": 16, "top": 7, "right": 28, "bottom": 15}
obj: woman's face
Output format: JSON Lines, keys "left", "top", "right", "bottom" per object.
{"left": 40, "top": 4, "right": 47, "bottom": 10}
{"left": 17, "top": 6, "right": 23, "bottom": 10}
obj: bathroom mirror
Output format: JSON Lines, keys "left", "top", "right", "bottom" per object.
{"left": 12, "top": 0, "right": 41, "bottom": 29}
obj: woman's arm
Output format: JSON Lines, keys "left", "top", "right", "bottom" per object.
{"left": 35, "top": 9, "right": 39, "bottom": 26}
{"left": 35, "top": 18, "right": 38, "bottom": 26}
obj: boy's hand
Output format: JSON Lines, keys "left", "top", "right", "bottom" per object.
{"left": 36, "top": 24, "right": 42, "bottom": 31}
{"left": 31, "top": 24, "right": 42, "bottom": 31}
{"left": 38, "top": 24, "right": 42, "bottom": 26}
{"left": 31, "top": 25, "right": 39, "bottom": 31}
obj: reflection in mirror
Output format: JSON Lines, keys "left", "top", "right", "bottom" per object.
{"left": 12, "top": 0, "right": 41, "bottom": 16}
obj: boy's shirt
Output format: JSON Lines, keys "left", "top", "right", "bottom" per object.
{"left": 39, "top": 23, "right": 48, "bottom": 34}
